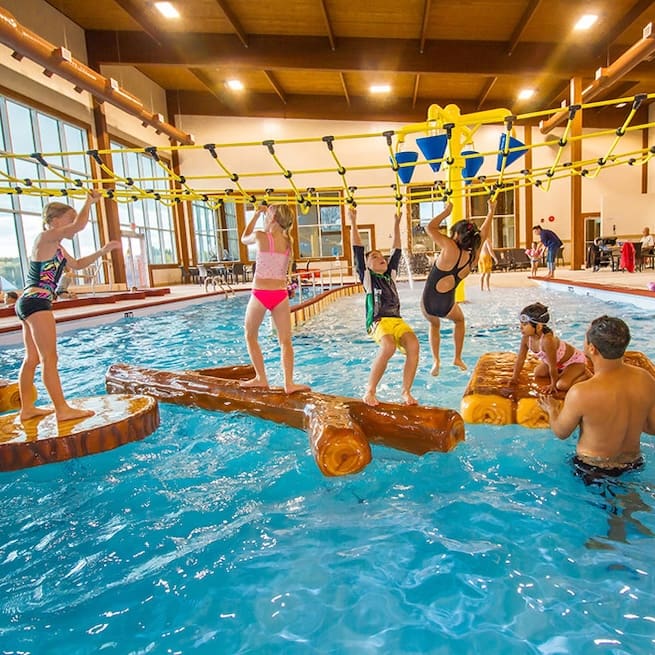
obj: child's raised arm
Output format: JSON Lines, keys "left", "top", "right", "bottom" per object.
{"left": 478, "top": 198, "right": 497, "bottom": 245}
{"left": 392, "top": 212, "right": 402, "bottom": 250}
{"left": 425, "top": 201, "right": 453, "bottom": 246}
{"left": 348, "top": 206, "right": 363, "bottom": 247}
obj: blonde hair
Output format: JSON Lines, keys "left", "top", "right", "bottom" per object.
{"left": 270, "top": 204, "right": 296, "bottom": 277}
{"left": 43, "top": 201, "right": 74, "bottom": 227}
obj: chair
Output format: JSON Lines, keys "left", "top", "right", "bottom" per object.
{"left": 556, "top": 245, "right": 564, "bottom": 267}
{"left": 232, "top": 262, "right": 251, "bottom": 284}
{"left": 197, "top": 264, "right": 209, "bottom": 284}
{"left": 179, "top": 266, "right": 192, "bottom": 284}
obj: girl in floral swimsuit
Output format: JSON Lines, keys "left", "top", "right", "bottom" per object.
{"left": 15, "top": 190, "right": 120, "bottom": 422}
{"left": 510, "top": 302, "right": 589, "bottom": 393}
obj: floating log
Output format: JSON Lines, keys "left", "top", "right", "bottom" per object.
{"left": 105, "top": 363, "right": 466, "bottom": 477}
{"left": 461, "top": 350, "right": 655, "bottom": 428}
{"left": 0, "top": 394, "right": 160, "bottom": 471}
{"left": 0, "top": 379, "right": 37, "bottom": 412}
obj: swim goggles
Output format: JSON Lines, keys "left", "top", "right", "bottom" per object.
{"left": 519, "top": 312, "right": 549, "bottom": 324}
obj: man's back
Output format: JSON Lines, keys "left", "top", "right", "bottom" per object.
{"left": 572, "top": 363, "right": 655, "bottom": 463}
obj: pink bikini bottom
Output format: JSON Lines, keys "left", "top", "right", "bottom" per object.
{"left": 252, "top": 289, "right": 288, "bottom": 311}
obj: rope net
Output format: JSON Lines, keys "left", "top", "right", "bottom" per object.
{"left": 0, "top": 93, "right": 653, "bottom": 209}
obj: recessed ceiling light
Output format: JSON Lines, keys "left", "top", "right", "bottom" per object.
{"left": 226, "top": 79, "right": 244, "bottom": 91}
{"left": 154, "top": 2, "right": 180, "bottom": 19}
{"left": 615, "top": 102, "right": 627, "bottom": 108}
{"left": 574, "top": 14, "right": 598, "bottom": 30}
{"left": 518, "top": 88, "right": 535, "bottom": 100}
{"left": 370, "top": 84, "right": 391, "bottom": 94}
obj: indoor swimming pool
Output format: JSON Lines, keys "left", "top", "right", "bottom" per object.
{"left": 0, "top": 284, "right": 654, "bottom": 654}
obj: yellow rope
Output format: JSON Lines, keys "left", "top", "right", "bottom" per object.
{"left": 1, "top": 94, "right": 653, "bottom": 207}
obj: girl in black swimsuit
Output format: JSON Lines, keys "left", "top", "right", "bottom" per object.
{"left": 421, "top": 199, "right": 496, "bottom": 375}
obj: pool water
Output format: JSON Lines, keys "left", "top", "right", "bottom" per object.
{"left": 1, "top": 284, "right": 654, "bottom": 654}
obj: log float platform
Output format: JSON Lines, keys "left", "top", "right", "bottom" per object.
{"left": 106, "top": 363, "right": 466, "bottom": 477}
{"left": 461, "top": 350, "right": 655, "bottom": 428}
{"left": 0, "top": 394, "right": 160, "bottom": 472}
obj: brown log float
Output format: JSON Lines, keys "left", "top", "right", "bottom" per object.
{"left": 0, "top": 394, "right": 160, "bottom": 472}
{"left": 105, "top": 363, "right": 466, "bottom": 476}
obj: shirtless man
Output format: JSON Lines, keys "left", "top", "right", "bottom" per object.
{"left": 539, "top": 315, "right": 655, "bottom": 478}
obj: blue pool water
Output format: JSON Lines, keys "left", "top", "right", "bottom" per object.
{"left": 1, "top": 283, "right": 654, "bottom": 654}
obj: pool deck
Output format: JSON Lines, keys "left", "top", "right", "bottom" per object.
{"left": 1, "top": 267, "right": 654, "bottom": 346}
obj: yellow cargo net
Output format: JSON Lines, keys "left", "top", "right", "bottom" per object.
{"left": 0, "top": 93, "right": 653, "bottom": 208}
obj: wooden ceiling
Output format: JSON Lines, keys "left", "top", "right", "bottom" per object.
{"left": 44, "top": 0, "right": 655, "bottom": 124}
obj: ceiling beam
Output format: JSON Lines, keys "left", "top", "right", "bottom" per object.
{"left": 263, "top": 70, "right": 287, "bottom": 104}
{"left": 418, "top": 0, "right": 432, "bottom": 55}
{"left": 506, "top": 0, "right": 542, "bottom": 56}
{"left": 412, "top": 74, "right": 421, "bottom": 108}
{"left": 86, "top": 31, "right": 631, "bottom": 79}
{"left": 476, "top": 77, "right": 497, "bottom": 110}
{"left": 594, "top": 0, "right": 655, "bottom": 58}
{"left": 318, "top": 0, "right": 336, "bottom": 51}
{"left": 213, "top": 0, "right": 249, "bottom": 48}
{"left": 112, "top": 0, "right": 164, "bottom": 47}
{"left": 339, "top": 72, "right": 351, "bottom": 106}
{"left": 168, "top": 88, "right": 648, "bottom": 127}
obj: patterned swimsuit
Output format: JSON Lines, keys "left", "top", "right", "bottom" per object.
{"left": 15, "top": 247, "right": 67, "bottom": 321}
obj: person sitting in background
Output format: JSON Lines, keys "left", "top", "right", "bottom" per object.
{"left": 55, "top": 267, "right": 76, "bottom": 299}
{"left": 640, "top": 227, "right": 654, "bottom": 255}
{"left": 3, "top": 291, "right": 18, "bottom": 307}
{"left": 586, "top": 238, "right": 602, "bottom": 272}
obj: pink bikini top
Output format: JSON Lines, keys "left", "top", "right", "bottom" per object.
{"left": 255, "top": 232, "right": 289, "bottom": 280}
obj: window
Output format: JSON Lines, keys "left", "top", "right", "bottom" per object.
{"left": 297, "top": 191, "right": 342, "bottom": 259}
{"left": 469, "top": 186, "right": 515, "bottom": 248}
{"left": 111, "top": 142, "right": 177, "bottom": 264}
{"left": 191, "top": 200, "right": 239, "bottom": 262}
{"left": 407, "top": 185, "right": 447, "bottom": 251}
{"left": 0, "top": 96, "right": 98, "bottom": 288}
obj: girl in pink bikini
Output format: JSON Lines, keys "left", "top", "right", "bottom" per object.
{"left": 240, "top": 204, "right": 309, "bottom": 394}
{"left": 510, "top": 302, "right": 589, "bottom": 393}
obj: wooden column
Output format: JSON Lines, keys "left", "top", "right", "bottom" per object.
{"left": 92, "top": 101, "right": 126, "bottom": 285}
{"left": 522, "top": 125, "right": 532, "bottom": 248}
{"left": 569, "top": 77, "right": 584, "bottom": 270}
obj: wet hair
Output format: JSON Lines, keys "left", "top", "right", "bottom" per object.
{"left": 450, "top": 220, "right": 481, "bottom": 254}
{"left": 43, "top": 201, "right": 74, "bottom": 226}
{"left": 520, "top": 302, "right": 552, "bottom": 333}
{"left": 586, "top": 315, "right": 630, "bottom": 359}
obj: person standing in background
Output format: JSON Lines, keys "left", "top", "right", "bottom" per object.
{"left": 533, "top": 224, "right": 563, "bottom": 278}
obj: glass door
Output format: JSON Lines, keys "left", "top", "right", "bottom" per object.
{"left": 121, "top": 230, "right": 150, "bottom": 289}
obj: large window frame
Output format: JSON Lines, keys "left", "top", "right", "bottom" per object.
{"left": 191, "top": 200, "right": 239, "bottom": 263}
{"left": 110, "top": 140, "right": 177, "bottom": 265}
{"left": 0, "top": 93, "right": 99, "bottom": 289}
{"left": 296, "top": 191, "right": 343, "bottom": 260}
{"left": 407, "top": 185, "right": 447, "bottom": 252}
{"left": 468, "top": 185, "right": 516, "bottom": 248}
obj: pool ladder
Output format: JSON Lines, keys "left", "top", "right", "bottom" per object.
{"left": 204, "top": 274, "right": 235, "bottom": 297}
